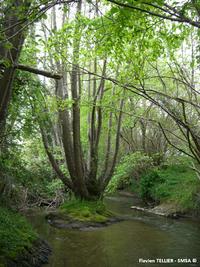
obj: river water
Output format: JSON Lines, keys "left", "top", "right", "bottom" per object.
{"left": 27, "top": 195, "right": 200, "bottom": 267}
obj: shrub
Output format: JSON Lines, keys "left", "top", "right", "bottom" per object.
{"left": 45, "top": 179, "right": 65, "bottom": 197}
{"left": 139, "top": 162, "right": 200, "bottom": 211}
{"left": 107, "top": 152, "right": 153, "bottom": 193}
{"left": 139, "top": 169, "right": 163, "bottom": 202}
{"left": 152, "top": 164, "right": 200, "bottom": 210}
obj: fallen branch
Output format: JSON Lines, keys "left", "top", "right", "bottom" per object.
{"left": 131, "top": 205, "right": 179, "bottom": 218}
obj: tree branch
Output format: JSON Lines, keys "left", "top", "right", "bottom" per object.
{"left": 40, "top": 125, "right": 73, "bottom": 189}
{"left": 107, "top": 0, "right": 200, "bottom": 28}
{"left": 15, "top": 64, "right": 62, "bottom": 79}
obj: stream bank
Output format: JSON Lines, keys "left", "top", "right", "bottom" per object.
{"left": 0, "top": 207, "right": 51, "bottom": 267}
{"left": 46, "top": 211, "right": 123, "bottom": 230}
{"left": 118, "top": 190, "right": 200, "bottom": 219}
{"left": 6, "top": 239, "right": 51, "bottom": 267}
{"left": 26, "top": 195, "right": 200, "bottom": 267}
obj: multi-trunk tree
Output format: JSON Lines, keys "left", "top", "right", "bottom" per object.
{"left": 2, "top": 0, "right": 200, "bottom": 201}
{"left": 37, "top": 2, "right": 125, "bottom": 200}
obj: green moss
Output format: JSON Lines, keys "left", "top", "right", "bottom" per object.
{"left": 60, "top": 200, "right": 114, "bottom": 223}
{"left": 0, "top": 207, "right": 37, "bottom": 261}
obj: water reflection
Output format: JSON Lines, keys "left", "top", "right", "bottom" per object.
{"left": 27, "top": 197, "right": 200, "bottom": 267}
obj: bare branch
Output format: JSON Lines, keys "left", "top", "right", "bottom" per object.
{"left": 107, "top": 0, "right": 200, "bottom": 28}
{"left": 15, "top": 64, "right": 62, "bottom": 79}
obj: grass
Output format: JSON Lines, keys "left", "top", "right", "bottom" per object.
{"left": 153, "top": 165, "right": 200, "bottom": 211}
{"left": 0, "top": 206, "right": 37, "bottom": 264}
{"left": 60, "top": 200, "right": 114, "bottom": 223}
{"left": 139, "top": 164, "right": 200, "bottom": 212}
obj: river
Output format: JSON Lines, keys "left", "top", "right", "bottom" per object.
{"left": 27, "top": 195, "right": 200, "bottom": 267}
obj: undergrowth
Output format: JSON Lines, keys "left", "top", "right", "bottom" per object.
{"left": 108, "top": 153, "right": 200, "bottom": 213}
{"left": 140, "top": 164, "right": 200, "bottom": 212}
{"left": 0, "top": 207, "right": 37, "bottom": 264}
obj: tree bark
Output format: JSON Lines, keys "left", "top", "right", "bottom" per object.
{"left": 70, "top": 0, "right": 89, "bottom": 199}
{"left": 102, "top": 94, "right": 125, "bottom": 189}
{"left": 15, "top": 64, "right": 62, "bottom": 79}
{"left": 0, "top": 0, "right": 31, "bottom": 136}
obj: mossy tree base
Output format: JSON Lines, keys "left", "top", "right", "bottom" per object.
{"left": 46, "top": 200, "right": 123, "bottom": 230}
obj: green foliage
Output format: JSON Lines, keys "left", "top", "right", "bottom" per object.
{"left": 32, "top": 178, "right": 67, "bottom": 205}
{"left": 153, "top": 164, "right": 200, "bottom": 210}
{"left": 45, "top": 179, "right": 64, "bottom": 197}
{"left": 107, "top": 152, "right": 153, "bottom": 193}
{"left": 1, "top": 0, "right": 199, "bottom": 208}
{"left": 0, "top": 207, "right": 37, "bottom": 260}
{"left": 60, "top": 200, "right": 113, "bottom": 223}
{"left": 139, "top": 162, "right": 200, "bottom": 211}
{"left": 139, "top": 169, "right": 164, "bottom": 201}
{"left": 0, "top": 150, "right": 30, "bottom": 205}
{"left": 0, "top": 142, "right": 58, "bottom": 207}
{"left": 0, "top": 149, "right": 31, "bottom": 186}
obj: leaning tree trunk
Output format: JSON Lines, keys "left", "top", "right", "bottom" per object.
{"left": 0, "top": 1, "right": 31, "bottom": 139}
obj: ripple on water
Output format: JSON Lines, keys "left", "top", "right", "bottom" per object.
{"left": 27, "top": 197, "right": 200, "bottom": 267}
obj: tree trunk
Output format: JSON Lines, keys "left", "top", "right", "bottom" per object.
{"left": 0, "top": 1, "right": 30, "bottom": 137}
